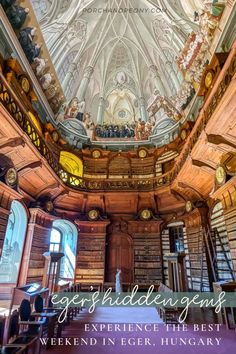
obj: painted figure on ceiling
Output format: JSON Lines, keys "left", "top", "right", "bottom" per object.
{"left": 82, "top": 112, "right": 95, "bottom": 139}
{"left": 0, "top": 0, "right": 16, "bottom": 10}
{"left": 31, "top": 57, "right": 48, "bottom": 77}
{"left": 135, "top": 119, "right": 146, "bottom": 140}
{"left": 55, "top": 102, "right": 67, "bottom": 123}
{"left": 65, "top": 97, "right": 79, "bottom": 119}
{"left": 5, "top": 5, "right": 29, "bottom": 29}
{"left": 18, "top": 27, "right": 41, "bottom": 64}
{"left": 55, "top": 97, "right": 79, "bottom": 123}
{"left": 39, "top": 73, "right": 54, "bottom": 90}
{"left": 76, "top": 100, "right": 85, "bottom": 121}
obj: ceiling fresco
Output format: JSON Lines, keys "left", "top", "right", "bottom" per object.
{"left": 29, "top": 0, "right": 224, "bottom": 148}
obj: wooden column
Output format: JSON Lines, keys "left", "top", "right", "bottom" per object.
{"left": 74, "top": 220, "right": 110, "bottom": 284}
{"left": 18, "top": 208, "right": 55, "bottom": 285}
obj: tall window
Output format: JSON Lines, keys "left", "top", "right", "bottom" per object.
{"left": 169, "top": 226, "right": 184, "bottom": 253}
{"left": 49, "top": 221, "right": 77, "bottom": 281}
{"left": 49, "top": 228, "right": 61, "bottom": 252}
{"left": 60, "top": 229, "right": 77, "bottom": 279}
{"left": 0, "top": 201, "right": 27, "bottom": 283}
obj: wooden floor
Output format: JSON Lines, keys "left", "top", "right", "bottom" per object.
{"left": 73, "top": 307, "right": 163, "bottom": 323}
{"left": 40, "top": 307, "right": 236, "bottom": 354}
{"left": 0, "top": 300, "right": 218, "bottom": 323}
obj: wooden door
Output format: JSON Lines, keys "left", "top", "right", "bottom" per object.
{"left": 106, "top": 232, "right": 133, "bottom": 283}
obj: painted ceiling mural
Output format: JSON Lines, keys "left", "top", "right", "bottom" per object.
{"left": 30, "top": 0, "right": 225, "bottom": 147}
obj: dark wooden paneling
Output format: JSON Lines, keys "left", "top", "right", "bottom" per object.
{"left": 75, "top": 221, "right": 109, "bottom": 284}
{"left": 224, "top": 207, "right": 236, "bottom": 276}
{"left": 17, "top": 209, "right": 53, "bottom": 286}
{"left": 134, "top": 233, "right": 162, "bottom": 283}
{"left": 184, "top": 225, "right": 210, "bottom": 291}
{"left": 26, "top": 225, "right": 51, "bottom": 283}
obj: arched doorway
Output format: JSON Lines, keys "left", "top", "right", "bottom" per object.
{"left": 106, "top": 230, "right": 133, "bottom": 283}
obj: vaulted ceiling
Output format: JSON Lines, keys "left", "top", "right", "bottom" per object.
{"left": 31, "top": 0, "right": 204, "bottom": 115}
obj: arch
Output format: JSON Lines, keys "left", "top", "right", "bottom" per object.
{"left": 94, "top": 36, "right": 151, "bottom": 69}
{"left": 51, "top": 219, "right": 78, "bottom": 281}
{"left": 104, "top": 89, "right": 137, "bottom": 125}
{"left": 57, "top": 51, "right": 77, "bottom": 81}
{"left": 152, "top": 110, "right": 176, "bottom": 135}
{"left": 105, "top": 76, "right": 138, "bottom": 99}
{"left": 0, "top": 201, "right": 27, "bottom": 284}
{"left": 103, "top": 41, "right": 141, "bottom": 89}
{"left": 59, "top": 151, "right": 84, "bottom": 178}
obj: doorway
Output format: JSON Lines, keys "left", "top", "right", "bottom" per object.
{"left": 106, "top": 232, "right": 133, "bottom": 283}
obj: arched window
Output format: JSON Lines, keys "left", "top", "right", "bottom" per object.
{"left": 50, "top": 220, "right": 78, "bottom": 281}
{"left": 0, "top": 201, "right": 27, "bottom": 283}
{"left": 49, "top": 228, "right": 61, "bottom": 252}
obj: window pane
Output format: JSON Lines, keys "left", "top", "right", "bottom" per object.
{"left": 0, "top": 201, "right": 27, "bottom": 283}
{"left": 50, "top": 229, "right": 61, "bottom": 244}
{"left": 54, "top": 244, "right": 60, "bottom": 252}
{"left": 49, "top": 244, "right": 54, "bottom": 252}
{"left": 59, "top": 229, "right": 77, "bottom": 279}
